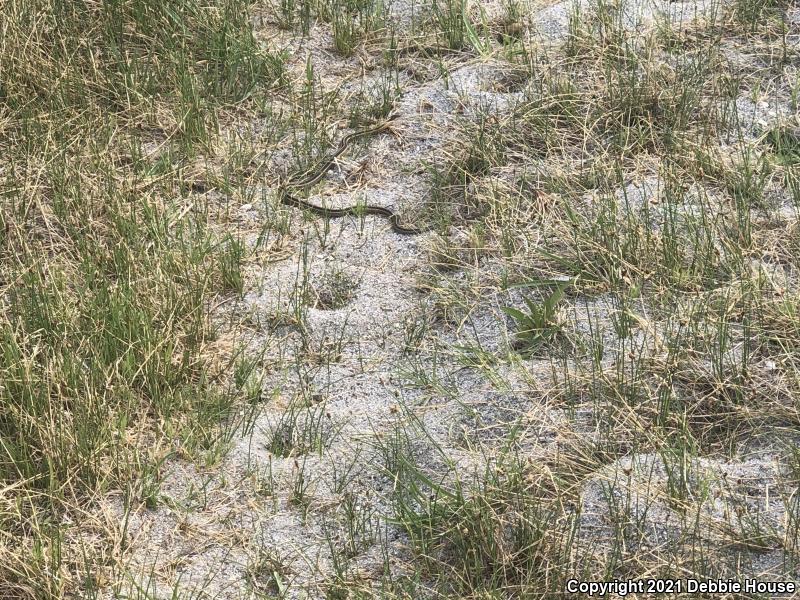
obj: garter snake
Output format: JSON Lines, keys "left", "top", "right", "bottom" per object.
{"left": 279, "top": 117, "right": 432, "bottom": 235}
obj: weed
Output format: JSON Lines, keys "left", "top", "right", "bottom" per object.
{"left": 6, "top": 0, "right": 800, "bottom": 595}
{"left": 503, "top": 280, "right": 569, "bottom": 355}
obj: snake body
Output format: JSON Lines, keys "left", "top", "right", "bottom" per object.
{"left": 280, "top": 119, "right": 432, "bottom": 235}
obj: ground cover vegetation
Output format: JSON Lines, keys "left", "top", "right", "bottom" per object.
{"left": 2, "top": 0, "right": 800, "bottom": 597}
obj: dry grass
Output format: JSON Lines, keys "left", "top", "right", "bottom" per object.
{"left": 2, "top": 0, "right": 800, "bottom": 597}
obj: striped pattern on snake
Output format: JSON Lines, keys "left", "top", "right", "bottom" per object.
{"left": 279, "top": 116, "right": 433, "bottom": 235}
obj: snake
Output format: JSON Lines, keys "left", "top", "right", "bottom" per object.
{"left": 279, "top": 117, "right": 433, "bottom": 235}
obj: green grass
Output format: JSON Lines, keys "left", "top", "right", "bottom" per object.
{"left": 0, "top": 0, "right": 283, "bottom": 595}
{"left": 4, "top": 0, "right": 800, "bottom": 596}
{"left": 377, "top": 0, "right": 800, "bottom": 594}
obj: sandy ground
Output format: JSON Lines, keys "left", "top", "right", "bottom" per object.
{"left": 95, "top": 0, "right": 800, "bottom": 596}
